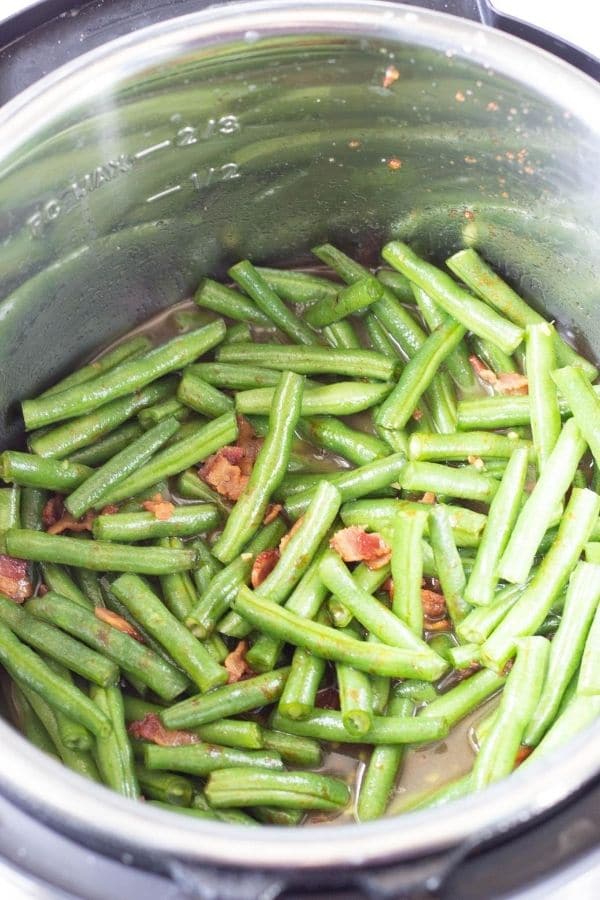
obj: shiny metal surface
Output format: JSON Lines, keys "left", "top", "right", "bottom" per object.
{"left": 0, "top": 0, "right": 599, "bottom": 876}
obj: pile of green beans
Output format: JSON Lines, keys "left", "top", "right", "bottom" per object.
{"left": 1, "top": 241, "right": 598, "bottom": 827}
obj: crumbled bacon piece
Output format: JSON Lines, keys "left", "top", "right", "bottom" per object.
{"left": 263, "top": 503, "right": 283, "bottom": 525}
{"left": 94, "top": 607, "right": 144, "bottom": 642}
{"left": 141, "top": 494, "right": 175, "bottom": 521}
{"left": 315, "top": 684, "right": 340, "bottom": 711}
{"left": 251, "top": 549, "right": 280, "bottom": 588}
{"left": 330, "top": 526, "right": 391, "bottom": 570}
{"left": 42, "top": 495, "right": 65, "bottom": 529}
{"left": 0, "top": 555, "right": 32, "bottom": 603}
{"left": 224, "top": 640, "right": 253, "bottom": 683}
{"left": 236, "top": 415, "right": 263, "bottom": 462}
{"left": 421, "top": 492, "right": 436, "bottom": 504}
{"left": 100, "top": 504, "right": 120, "bottom": 516}
{"left": 199, "top": 417, "right": 264, "bottom": 502}
{"left": 515, "top": 745, "right": 533, "bottom": 766}
{"left": 279, "top": 516, "right": 304, "bottom": 554}
{"left": 427, "top": 618, "right": 452, "bottom": 632}
{"left": 421, "top": 588, "right": 447, "bottom": 621}
{"left": 469, "top": 355, "right": 528, "bottom": 395}
{"left": 128, "top": 713, "right": 198, "bottom": 746}
{"left": 46, "top": 510, "right": 95, "bottom": 535}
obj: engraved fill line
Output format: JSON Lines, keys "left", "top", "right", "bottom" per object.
{"left": 134, "top": 140, "right": 172, "bottom": 159}
{"left": 146, "top": 185, "right": 182, "bottom": 203}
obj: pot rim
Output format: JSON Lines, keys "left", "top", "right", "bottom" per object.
{"left": 0, "top": 0, "right": 599, "bottom": 872}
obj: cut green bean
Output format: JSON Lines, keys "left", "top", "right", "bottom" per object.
{"left": 483, "top": 488, "right": 600, "bottom": 669}
{"left": 526, "top": 694, "right": 600, "bottom": 765}
{"left": 420, "top": 668, "right": 505, "bottom": 727}
{"left": 525, "top": 562, "right": 600, "bottom": 743}
{"left": 136, "top": 767, "right": 193, "bottom": 807}
{"left": 470, "top": 334, "right": 517, "bottom": 375}
{"left": 93, "top": 504, "right": 220, "bottom": 543}
{"left": 186, "top": 362, "right": 282, "bottom": 391}
{"left": 472, "top": 637, "right": 549, "bottom": 789}
{"left": 27, "top": 591, "right": 189, "bottom": 700}
{"left": 457, "top": 583, "right": 525, "bottom": 645}
{"left": 446, "top": 248, "right": 596, "bottom": 377}
{"left": 40, "top": 563, "right": 92, "bottom": 610}
{"left": 236, "top": 381, "right": 392, "bottom": 417}
{"left": 270, "top": 708, "right": 448, "bottom": 744}
{"left": 400, "top": 461, "right": 498, "bottom": 504}
{"left": 144, "top": 743, "right": 283, "bottom": 776}
{"left": 91, "top": 685, "right": 139, "bottom": 798}
{"left": 138, "top": 397, "right": 190, "bottom": 430}
{"left": 260, "top": 728, "right": 322, "bottom": 768}
{"left": 413, "top": 285, "right": 478, "bottom": 394}
{"left": 526, "top": 323, "right": 561, "bottom": 471}
{"left": 366, "top": 314, "right": 398, "bottom": 358}
{"left": 177, "top": 370, "right": 234, "bottom": 418}
{"left": 337, "top": 652, "right": 374, "bottom": 737}
{"left": 11, "top": 683, "right": 58, "bottom": 758}
{"left": 161, "top": 667, "right": 290, "bottom": 729}
{"left": 464, "top": 448, "right": 529, "bottom": 607}
{"left": 69, "top": 421, "right": 144, "bottom": 467}
{"left": 498, "top": 418, "right": 587, "bottom": 584}
{"left": 322, "top": 319, "right": 362, "bottom": 350}
{"left": 229, "top": 261, "right": 317, "bottom": 345}
{"left": 0, "top": 452, "right": 92, "bottom": 492}
{"left": 42, "top": 658, "right": 92, "bottom": 751}
{"left": 257, "top": 266, "right": 339, "bottom": 303}
{"left": 194, "top": 278, "right": 272, "bottom": 326}
{"left": 218, "top": 342, "right": 394, "bottom": 382}
{"left": 278, "top": 648, "right": 326, "bottom": 721}
{"left": 340, "top": 498, "right": 486, "bottom": 544}
{"left": 578, "top": 598, "right": 600, "bottom": 696}
{"left": 42, "top": 336, "right": 152, "bottom": 398}
{"left": 551, "top": 365, "right": 600, "bottom": 469}
{"left": 408, "top": 431, "right": 532, "bottom": 463}
{"left": 213, "top": 373, "right": 303, "bottom": 563}
{"left": 158, "top": 538, "right": 197, "bottom": 621}
{"left": 301, "top": 417, "right": 390, "bottom": 466}
{"left": 305, "top": 276, "right": 383, "bottom": 327}
{"left": 391, "top": 506, "right": 428, "bottom": 634}
{"left": 357, "top": 694, "right": 412, "bottom": 821}
{"left": 206, "top": 767, "right": 349, "bottom": 811}
{"left": 0, "top": 485, "right": 20, "bottom": 553}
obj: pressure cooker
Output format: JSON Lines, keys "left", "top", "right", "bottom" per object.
{"left": 0, "top": 1, "right": 599, "bottom": 896}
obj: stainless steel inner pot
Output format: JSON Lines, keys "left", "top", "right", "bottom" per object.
{"left": 0, "top": 0, "right": 599, "bottom": 882}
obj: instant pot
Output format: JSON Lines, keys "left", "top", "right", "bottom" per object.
{"left": 0, "top": 1, "right": 599, "bottom": 896}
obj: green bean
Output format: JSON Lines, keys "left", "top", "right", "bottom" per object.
{"left": 223, "top": 322, "right": 252, "bottom": 345}
{"left": 457, "top": 394, "right": 536, "bottom": 430}
{"left": 20, "top": 486, "right": 47, "bottom": 531}
{"left": 206, "top": 767, "right": 349, "bottom": 811}
{"left": 457, "top": 583, "right": 525, "bottom": 644}
{"left": 305, "top": 276, "right": 383, "bottom": 327}
{"left": 186, "top": 362, "right": 283, "bottom": 390}
{"left": 0, "top": 485, "right": 20, "bottom": 553}
{"left": 446, "top": 248, "right": 596, "bottom": 377}
{"left": 498, "top": 419, "right": 586, "bottom": 584}
{"left": 218, "top": 342, "right": 394, "bottom": 382}
{"left": 136, "top": 767, "right": 193, "bottom": 806}
{"left": 447, "top": 643, "right": 481, "bottom": 670}
{"left": 256, "top": 267, "right": 339, "bottom": 304}
{"left": 213, "top": 373, "right": 303, "bottom": 563}
{"left": 552, "top": 365, "right": 600, "bottom": 470}
{"left": 233, "top": 586, "right": 446, "bottom": 680}
{"left": 525, "top": 562, "right": 600, "bottom": 743}
{"left": 318, "top": 550, "right": 440, "bottom": 659}
{"left": 284, "top": 453, "right": 406, "bottom": 520}
{"left": 400, "top": 461, "right": 498, "bottom": 504}
{"left": 229, "top": 261, "right": 317, "bottom": 345}
{"left": 0, "top": 594, "right": 118, "bottom": 686}
{"left": 408, "top": 431, "right": 532, "bottom": 463}
{"left": 322, "top": 319, "right": 362, "bottom": 350}
{"left": 340, "top": 498, "right": 486, "bottom": 545}
{"left": 11, "top": 683, "right": 58, "bottom": 758}
{"left": 29, "top": 378, "right": 176, "bottom": 465}
{"left": 194, "top": 278, "right": 272, "bottom": 326}
{"left": 93, "top": 505, "right": 220, "bottom": 543}
{"left": 327, "top": 561, "right": 390, "bottom": 629}
{"left": 357, "top": 694, "right": 412, "bottom": 821}
{"left": 42, "top": 337, "right": 152, "bottom": 398}
{"left": 69, "top": 422, "right": 144, "bottom": 467}
{"left": 186, "top": 517, "right": 286, "bottom": 637}
{"left": 301, "top": 417, "right": 390, "bottom": 466}
{"left": 173, "top": 308, "right": 214, "bottom": 333}
{"left": 157, "top": 539, "right": 197, "bottom": 621}
{"left": 585, "top": 543, "right": 600, "bottom": 563}
{"left": 20, "top": 686, "right": 100, "bottom": 782}
{"left": 236, "top": 381, "right": 392, "bottom": 417}
{"left": 7, "top": 529, "right": 195, "bottom": 575}
{"left": 190, "top": 536, "right": 223, "bottom": 596}
{"left": 393, "top": 680, "right": 438, "bottom": 704}
{"left": 578, "top": 597, "right": 600, "bottom": 696}
{"left": 24, "top": 322, "right": 226, "bottom": 430}
{"left": 259, "top": 728, "right": 322, "bottom": 768}
{"left": 337, "top": 645, "right": 374, "bottom": 737}
{"left": 278, "top": 648, "right": 326, "bottom": 720}
{"left": 27, "top": 591, "right": 189, "bottom": 700}
{"left": 226, "top": 481, "right": 341, "bottom": 646}
{"left": 138, "top": 398, "right": 190, "bottom": 430}
{"left": 177, "top": 370, "right": 234, "bottom": 418}
{"left": 419, "top": 668, "right": 505, "bottom": 727}
{"left": 270, "top": 708, "right": 448, "bottom": 744}
{"left": 366, "top": 313, "right": 399, "bottom": 358}
{"left": 375, "top": 318, "right": 465, "bottom": 430}
{"left": 161, "top": 667, "right": 290, "bottom": 729}
{"left": 412, "top": 285, "right": 478, "bottom": 394}
{"left": 110, "top": 574, "right": 226, "bottom": 692}
{"left": 483, "top": 488, "right": 600, "bottom": 669}
{"left": 0, "top": 620, "right": 111, "bottom": 737}
{"left": 42, "top": 658, "right": 92, "bottom": 751}
{"left": 526, "top": 694, "right": 600, "bottom": 764}
{"left": 382, "top": 242, "right": 523, "bottom": 354}
{"left": 174, "top": 470, "right": 231, "bottom": 516}
{"left": 97, "top": 412, "right": 239, "bottom": 506}
{"left": 91, "top": 685, "right": 139, "bottom": 798}
{"left": 376, "top": 268, "right": 414, "bottom": 302}
{"left": 144, "top": 743, "right": 283, "bottom": 776}
{"left": 40, "top": 564, "right": 92, "bottom": 610}
{"left": 525, "top": 324, "right": 561, "bottom": 471}
{"left": 465, "top": 448, "right": 529, "bottom": 607}
{"left": 251, "top": 807, "right": 305, "bottom": 826}
{"left": 473, "top": 637, "right": 549, "bottom": 789}
{"left": 0, "top": 452, "right": 92, "bottom": 492}
{"left": 470, "top": 334, "right": 517, "bottom": 375}
{"left": 391, "top": 506, "right": 428, "bottom": 634}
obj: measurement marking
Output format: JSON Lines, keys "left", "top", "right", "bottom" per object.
{"left": 134, "top": 140, "right": 172, "bottom": 159}
{"left": 146, "top": 185, "right": 182, "bottom": 203}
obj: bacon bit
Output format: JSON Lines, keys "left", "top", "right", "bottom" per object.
{"left": 200, "top": 419, "right": 263, "bottom": 502}
{"left": 468, "top": 455, "right": 485, "bottom": 470}
{"left": 382, "top": 64, "right": 400, "bottom": 88}
{"left": 421, "top": 588, "right": 447, "bottom": 620}
{"left": 426, "top": 618, "right": 452, "bottom": 632}
{"left": 387, "top": 157, "right": 402, "bottom": 171}
{"left": 128, "top": 713, "right": 198, "bottom": 747}
{"left": 251, "top": 548, "right": 280, "bottom": 588}
{"left": 94, "top": 607, "right": 144, "bottom": 642}
{"left": 330, "top": 526, "right": 391, "bottom": 570}
{"left": 421, "top": 491, "right": 436, "bottom": 505}
{"left": 141, "top": 494, "right": 175, "bottom": 521}
{"left": 100, "top": 504, "right": 120, "bottom": 516}
{"left": 42, "top": 495, "right": 65, "bottom": 529}
{"left": 515, "top": 745, "right": 533, "bottom": 766}
{"left": 46, "top": 510, "right": 95, "bottom": 536}
{"left": 279, "top": 516, "right": 304, "bottom": 554}
{"left": 0, "top": 555, "right": 33, "bottom": 603}
{"left": 315, "top": 684, "right": 340, "bottom": 710}
{"left": 454, "top": 661, "right": 482, "bottom": 682}
{"left": 224, "top": 640, "right": 253, "bottom": 684}
{"left": 263, "top": 503, "right": 283, "bottom": 525}
{"left": 236, "top": 415, "right": 263, "bottom": 464}
{"left": 469, "top": 355, "right": 528, "bottom": 395}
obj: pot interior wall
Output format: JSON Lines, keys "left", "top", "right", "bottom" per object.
{"left": 0, "top": 9, "right": 599, "bottom": 448}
